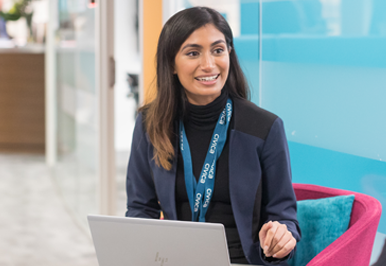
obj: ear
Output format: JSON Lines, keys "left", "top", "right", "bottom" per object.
{"left": 228, "top": 46, "right": 232, "bottom": 54}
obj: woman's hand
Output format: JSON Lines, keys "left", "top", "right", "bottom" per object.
{"left": 259, "top": 221, "right": 296, "bottom": 259}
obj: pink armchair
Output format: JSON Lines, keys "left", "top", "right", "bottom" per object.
{"left": 293, "top": 183, "right": 382, "bottom": 266}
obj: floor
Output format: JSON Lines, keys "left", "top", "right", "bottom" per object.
{"left": 0, "top": 153, "right": 98, "bottom": 266}
{"left": 0, "top": 152, "right": 384, "bottom": 266}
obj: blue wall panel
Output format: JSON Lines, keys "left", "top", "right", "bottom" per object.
{"left": 184, "top": 0, "right": 386, "bottom": 233}
{"left": 259, "top": 0, "right": 386, "bottom": 233}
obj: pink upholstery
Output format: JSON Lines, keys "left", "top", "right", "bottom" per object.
{"left": 293, "top": 183, "right": 382, "bottom": 266}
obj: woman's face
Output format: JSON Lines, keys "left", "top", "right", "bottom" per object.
{"left": 174, "top": 24, "right": 230, "bottom": 106}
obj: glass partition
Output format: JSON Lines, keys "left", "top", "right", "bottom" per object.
{"left": 260, "top": 0, "right": 386, "bottom": 234}
{"left": 114, "top": 0, "right": 140, "bottom": 216}
{"left": 175, "top": 0, "right": 386, "bottom": 236}
{"left": 54, "top": 0, "right": 98, "bottom": 224}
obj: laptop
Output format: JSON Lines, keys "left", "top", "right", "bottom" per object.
{"left": 88, "top": 214, "right": 255, "bottom": 266}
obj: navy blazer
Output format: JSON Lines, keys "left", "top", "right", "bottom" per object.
{"left": 126, "top": 97, "right": 301, "bottom": 265}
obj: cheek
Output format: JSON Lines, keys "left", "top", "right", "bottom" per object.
{"left": 220, "top": 57, "right": 230, "bottom": 74}
{"left": 176, "top": 63, "right": 195, "bottom": 80}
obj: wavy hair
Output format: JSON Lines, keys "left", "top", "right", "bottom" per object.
{"left": 140, "top": 7, "right": 250, "bottom": 170}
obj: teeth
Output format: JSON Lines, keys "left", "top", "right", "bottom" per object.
{"left": 197, "top": 75, "right": 218, "bottom": 81}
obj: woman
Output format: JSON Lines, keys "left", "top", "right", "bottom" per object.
{"left": 126, "top": 7, "right": 301, "bottom": 265}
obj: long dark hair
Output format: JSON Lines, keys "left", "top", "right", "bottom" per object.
{"left": 140, "top": 6, "right": 250, "bottom": 170}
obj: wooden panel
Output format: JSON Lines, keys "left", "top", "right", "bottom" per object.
{"left": 0, "top": 53, "right": 45, "bottom": 153}
{"left": 143, "top": 0, "right": 163, "bottom": 104}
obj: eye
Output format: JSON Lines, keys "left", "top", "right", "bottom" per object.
{"left": 213, "top": 48, "right": 225, "bottom": 54}
{"left": 186, "top": 51, "right": 199, "bottom": 57}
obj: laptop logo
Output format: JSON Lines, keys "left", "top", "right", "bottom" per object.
{"left": 155, "top": 252, "right": 168, "bottom": 265}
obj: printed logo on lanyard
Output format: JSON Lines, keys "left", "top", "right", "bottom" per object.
{"left": 179, "top": 98, "right": 233, "bottom": 222}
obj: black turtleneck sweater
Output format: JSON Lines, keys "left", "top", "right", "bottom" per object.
{"left": 175, "top": 91, "right": 249, "bottom": 264}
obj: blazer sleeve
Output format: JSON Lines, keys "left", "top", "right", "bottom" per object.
{"left": 259, "top": 117, "right": 301, "bottom": 263}
{"left": 125, "top": 113, "right": 161, "bottom": 219}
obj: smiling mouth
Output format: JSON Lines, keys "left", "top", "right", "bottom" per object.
{"left": 195, "top": 74, "right": 220, "bottom": 82}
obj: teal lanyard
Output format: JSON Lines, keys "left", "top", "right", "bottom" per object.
{"left": 179, "top": 98, "right": 233, "bottom": 222}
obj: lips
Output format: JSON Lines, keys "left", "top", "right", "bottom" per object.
{"left": 195, "top": 74, "right": 220, "bottom": 82}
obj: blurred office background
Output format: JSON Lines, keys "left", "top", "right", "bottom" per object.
{"left": 0, "top": 0, "right": 385, "bottom": 265}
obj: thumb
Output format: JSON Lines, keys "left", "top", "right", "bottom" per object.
{"left": 259, "top": 221, "right": 273, "bottom": 249}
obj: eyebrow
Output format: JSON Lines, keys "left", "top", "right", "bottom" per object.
{"left": 181, "top": 40, "right": 226, "bottom": 52}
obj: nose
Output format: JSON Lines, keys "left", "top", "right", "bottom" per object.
{"left": 200, "top": 53, "right": 215, "bottom": 72}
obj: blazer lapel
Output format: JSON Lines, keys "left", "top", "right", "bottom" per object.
{"left": 151, "top": 122, "right": 179, "bottom": 220}
{"left": 229, "top": 129, "right": 263, "bottom": 261}
{"left": 151, "top": 158, "right": 177, "bottom": 220}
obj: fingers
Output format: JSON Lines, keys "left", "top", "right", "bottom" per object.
{"left": 259, "top": 221, "right": 297, "bottom": 259}
{"left": 272, "top": 235, "right": 297, "bottom": 259}
{"left": 267, "top": 230, "right": 293, "bottom": 258}
{"left": 259, "top": 221, "right": 273, "bottom": 250}
{"left": 266, "top": 223, "right": 288, "bottom": 256}
{"left": 262, "top": 221, "right": 281, "bottom": 255}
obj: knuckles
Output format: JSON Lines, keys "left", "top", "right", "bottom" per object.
{"left": 278, "top": 223, "right": 287, "bottom": 230}
{"left": 276, "top": 243, "right": 284, "bottom": 250}
{"left": 273, "top": 235, "right": 281, "bottom": 243}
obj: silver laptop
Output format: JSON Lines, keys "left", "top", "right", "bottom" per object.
{"left": 88, "top": 214, "right": 233, "bottom": 266}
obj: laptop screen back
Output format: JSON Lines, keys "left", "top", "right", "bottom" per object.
{"left": 88, "top": 215, "right": 231, "bottom": 266}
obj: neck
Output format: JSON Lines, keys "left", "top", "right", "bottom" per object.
{"left": 185, "top": 91, "right": 222, "bottom": 106}
{"left": 184, "top": 89, "right": 228, "bottom": 130}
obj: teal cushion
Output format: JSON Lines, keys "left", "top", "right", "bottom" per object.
{"left": 288, "top": 195, "right": 355, "bottom": 266}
